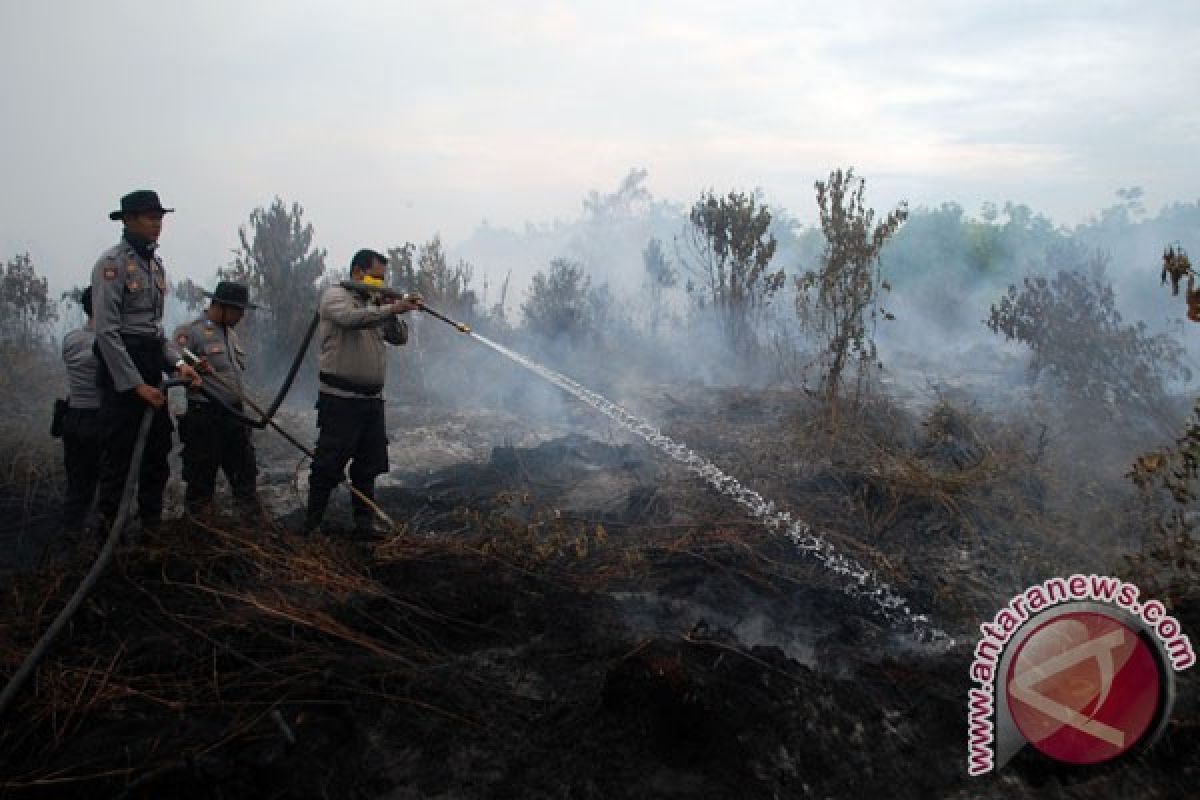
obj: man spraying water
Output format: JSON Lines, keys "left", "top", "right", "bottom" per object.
{"left": 304, "top": 249, "right": 422, "bottom": 536}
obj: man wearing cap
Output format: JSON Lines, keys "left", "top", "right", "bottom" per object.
{"left": 173, "top": 281, "right": 260, "bottom": 519}
{"left": 58, "top": 287, "right": 105, "bottom": 530}
{"left": 90, "top": 190, "right": 200, "bottom": 535}
{"left": 305, "top": 248, "right": 421, "bottom": 535}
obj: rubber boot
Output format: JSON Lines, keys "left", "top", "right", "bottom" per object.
{"left": 305, "top": 487, "right": 332, "bottom": 534}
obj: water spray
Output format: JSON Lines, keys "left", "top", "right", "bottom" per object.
{"left": 464, "top": 332, "right": 951, "bottom": 644}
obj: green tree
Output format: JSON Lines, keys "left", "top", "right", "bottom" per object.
{"left": 405, "top": 236, "right": 478, "bottom": 318}
{"left": 986, "top": 245, "right": 1188, "bottom": 433}
{"left": 173, "top": 278, "right": 208, "bottom": 313}
{"left": 583, "top": 167, "right": 652, "bottom": 223}
{"left": 385, "top": 242, "right": 416, "bottom": 291}
{"left": 679, "top": 189, "right": 783, "bottom": 353}
{"left": 218, "top": 198, "right": 327, "bottom": 362}
{"left": 795, "top": 168, "right": 908, "bottom": 415}
{"left": 521, "top": 258, "right": 593, "bottom": 342}
{"left": 641, "top": 237, "right": 677, "bottom": 332}
{"left": 1, "top": 252, "right": 57, "bottom": 349}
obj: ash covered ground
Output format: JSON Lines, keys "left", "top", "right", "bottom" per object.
{"left": 2, "top": 379, "right": 1199, "bottom": 799}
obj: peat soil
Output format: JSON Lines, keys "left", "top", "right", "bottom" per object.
{"left": 1, "top": 388, "right": 1198, "bottom": 799}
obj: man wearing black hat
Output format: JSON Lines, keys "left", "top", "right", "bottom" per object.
{"left": 173, "top": 281, "right": 260, "bottom": 518}
{"left": 58, "top": 287, "right": 104, "bottom": 530}
{"left": 90, "top": 190, "right": 200, "bottom": 535}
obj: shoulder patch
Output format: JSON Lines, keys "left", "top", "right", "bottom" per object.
{"left": 103, "top": 264, "right": 118, "bottom": 281}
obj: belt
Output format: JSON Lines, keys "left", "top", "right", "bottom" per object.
{"left": 319, "top": 371, "right": 383, "bottom": 396}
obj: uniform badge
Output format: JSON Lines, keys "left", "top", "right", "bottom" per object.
{"left": 176, "top": 333, "right": 190, "bottom": 347}
{"left": 103, "top": 264, "right": 118, "bottom": 281}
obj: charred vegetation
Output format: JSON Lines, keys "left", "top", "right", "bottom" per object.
{"left": 3, "top": 182, "right": 1200, "bottom": 797}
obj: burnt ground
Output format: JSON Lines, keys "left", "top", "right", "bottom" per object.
{"left": 2, "top": 387, "right": 1199, "bottom": 798}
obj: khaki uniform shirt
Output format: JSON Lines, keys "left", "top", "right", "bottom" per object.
{"left": 317, "top": 285, "right": 407, "bottom": 398}
{"left": 173, "top": 316, "right": 247, "bottom": 411}
{"left": 62, "top": 325, "right": 101, "bottom": 410}
{"left": 90, "top": 238, "right": 180, "bottom": 392}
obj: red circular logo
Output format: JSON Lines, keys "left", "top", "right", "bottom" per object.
{"left": 1006, "top": 611, "right": 1162, "bottom": 765}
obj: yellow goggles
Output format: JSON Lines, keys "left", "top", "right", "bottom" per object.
{"left": 360, "top": 276, "right": 386, "bottom": 288}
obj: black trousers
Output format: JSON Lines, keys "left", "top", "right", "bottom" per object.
{"left": 94, "top": 388, "right": 173, "bottom": 525}
{"left": 306, "top": 393, "right": 388, "bottom": 528}
{"left": 180, "top": 403, "right": 258, "bottom": 514}
{"left": 62, "top": 408, "right": 104, "bottom": 526}
{"left": 94, "top": 336, "right": 174, "bottom": 527}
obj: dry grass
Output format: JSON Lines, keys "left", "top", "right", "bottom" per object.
{"left": 0, "top": 520, "right": 534, "bottom": 792}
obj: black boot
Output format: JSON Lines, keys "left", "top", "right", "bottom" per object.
{"left": 305, "top": 487, "right": 331, "bottom": 534}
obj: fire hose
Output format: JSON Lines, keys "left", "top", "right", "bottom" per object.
{"left": 0, "top": 291, "right": 475, "bottom": 718}
{"left": 178, "top": 348, "right": 399, "bottom": 529}
{"left": 0, "top": 378, "right": 193, "bottom": 720}
{"left": 177, "top": 287, "right": 473, "bottom": 530}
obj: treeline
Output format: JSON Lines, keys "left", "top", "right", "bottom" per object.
{"left": 6, "top": 172, "right": 1198, "bottom": 424}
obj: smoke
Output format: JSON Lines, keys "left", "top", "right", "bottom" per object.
{"left": 441, "top": 178, "right": 1200, "bottom": 405}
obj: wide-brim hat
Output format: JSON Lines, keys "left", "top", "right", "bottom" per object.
{"left": 109, "top": 189, "right": 175, "bottom": 221}
{"left": 203, "top": 280, "right": 259, "bottom": 310}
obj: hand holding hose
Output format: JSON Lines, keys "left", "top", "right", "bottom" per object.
{"left": 176, "top": 362, "right": 203, "bottom": 388}
{"left": 388, "top": 292, "right": 423, "bottom": 314}
{"left": 134, "top": 383, "right": 165, "bottom": 409}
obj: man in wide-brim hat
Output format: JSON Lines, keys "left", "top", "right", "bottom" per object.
{"left": 173, "top": 280, "right": 262, "bottom": 519}
{"left": 108, "top": 189, "right": 174, "bottom": 221}
{"left": 89, "top": 189, "right": 200, "bottom": 538}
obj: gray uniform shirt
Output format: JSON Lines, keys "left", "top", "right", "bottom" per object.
{"left": 62, "top": 325, "right": 101, "bottom": 410}
{"left": 90, "top": 238, "right": 180, "bottom": 392}
{"left": 173, "top": 317, "right": 247, "bottom": 410}
{"left": 317, "top": 285, "right": 407, "bottom": 398}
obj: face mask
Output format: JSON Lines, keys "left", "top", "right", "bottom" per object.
{"left": 360, "top": 276, "right": 385, "bottom": 288}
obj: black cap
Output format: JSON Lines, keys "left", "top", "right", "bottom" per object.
{"left": 109, "top": 189, "right": 175, "bottom": 221}
{"left": 202, "top": 280, "right": 258, "bottom": 310}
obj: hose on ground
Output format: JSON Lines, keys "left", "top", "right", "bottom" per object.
{"left": 0, "top": 379, "right": 187, "bottom": 720}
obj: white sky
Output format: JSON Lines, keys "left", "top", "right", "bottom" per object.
{"left": 2, "top": 0, "right": 1198, "bottom": 290}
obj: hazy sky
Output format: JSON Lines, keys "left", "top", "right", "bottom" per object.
{"left": 2, "top": 0, "right": 1198, "bottom": 291}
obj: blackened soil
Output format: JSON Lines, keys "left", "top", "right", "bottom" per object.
{"left": 3, "top": 411, "right": 1199, "bottom": 798}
